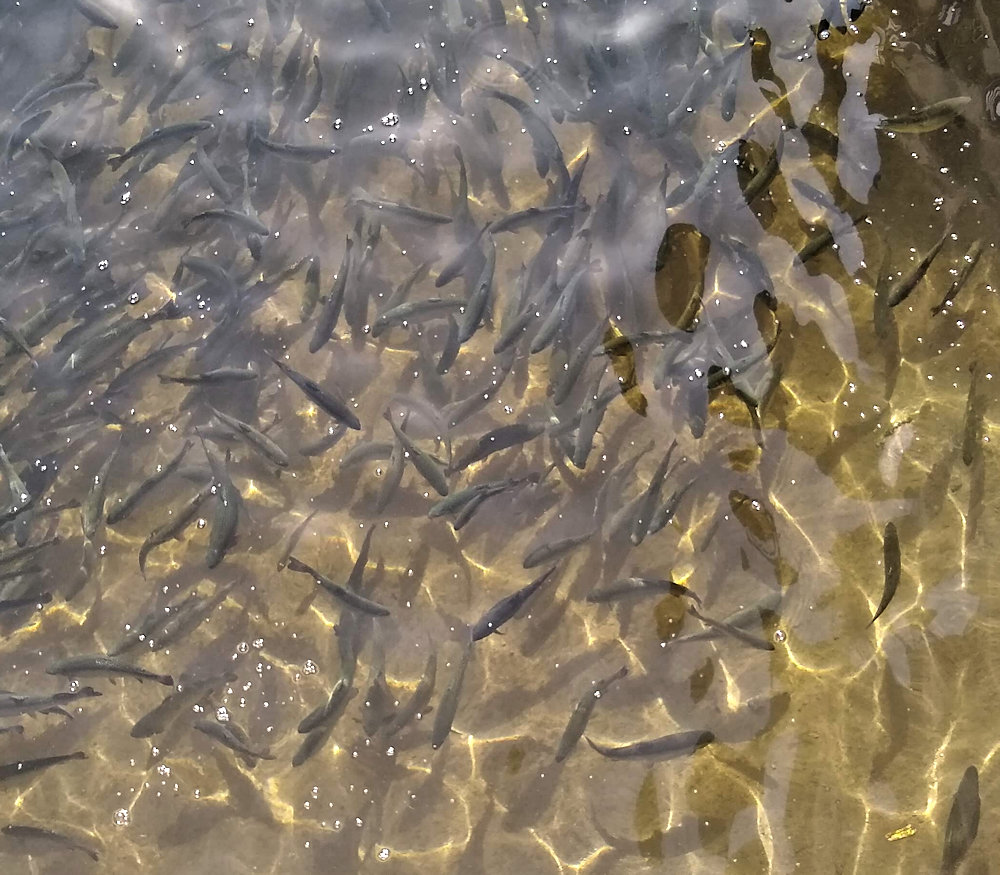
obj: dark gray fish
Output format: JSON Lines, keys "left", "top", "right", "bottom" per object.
{"left": 71, "top": 0, "right": 117, "bottom": 28}
{"left": 931, "top": 240, "right": 983, "bottom": 315}
{"left": 0, "top": 317, "right": 36, "bottom": 362}
{"left": 962, "top": 362, "right": 988, "bottom": 467}
{"left": 451, "top": 422, "right": 546, "bottom": 471}
{"left": 300, "top": 257, "right": 321, "bottom": 323}
{"left": 107, "top": 440, "right": 192, "bottom": 525}
{"left": 208, "top": 407, "right": 290, "bottom": 468}
{"left": 300, "top": 426, "right": 347, "bottom": 457}
{"left": 687, "top": 606, "right": 775, "bottom": 651}
{"left": 286, "top": 556, "right": 391, "bottom": 617}
{"left": 941, "top": 766, "right": 980, "bottom": 874}
{"left": 630, "top": 439, "right": 679, "bottom": 546}
{"left": 646, "top": 478, "right": 698, "bottom": 536}
{"left": 138, "top": 482, "right": 214, "bottom": 576}
{"left": 458, "top": 234, "right": 496, "bottom": 344}
{"left": 555, "top": 666, "right": 627, "bottom": 762}
{"left": 384, "top": 412, "right": 450, "bottom": 496}
{"left": 0, "top": 751, "right": 87, "bottom": 782}
{"left": 587, "top": 578, "right": 701, "bottom": 605}
{"left": 297, "top": 677, "right": 356, "bottom": 735}
{"left": 159, "top": 367, "right": 258, "bottom": 386}
{"left": 437, "top": 314, "right": 461, "bottom": 375}
{"left": 182, "top": 208, "right": 269, "bottom": 236}
{"left": 0, "top": 686, "right": 101, "bottom": 720}
{"left": 277, "top": 510, "right": 318, "bottom": 571}
{"left": 193, "top": 719, "right": 275, "bottom": 763}
{"left": 383, "top": 649, "right": 437, "bottom": 737}
{"left": 585, "top": 729, "right": 714, "bottom": 760}
{"left": 376, "top": 425, "right": 406, "bottom": 514}
{"left": 887, "top": 224, "right": 953, "bottom": 308}
{"left": 522, "top": 531, "right": 592, "bottom": 569}
{"left": 472, "top": 565, "right": 558, "bottom": 641}
{"left": 252, "top": 133, "right": 338, "bottom": 162}
{"left": 879, "top": 97, "right": 970, "bottom": 134}
{"left": 108, "top": 121, "right": 212, "bottom": 170}
{"left": 1, "top": 824, "right": 99, "bottom": 861}
{"left": 81, "top": 436, "right": 122, "bottom": 540}
{"left": 672, "top": 592, "right": 782, "bottom": 645}
{"left": 266, "top": 353, "right": 361, "bottom": 430}
{"left": 371, "top": 298, "right": 464, "bottom": 338}
{"left": 352, "top": 197, "right": 452, "bottom": 225}
{"left": 198, "top": 439, "right": 240, "bottom": 569}
{"left": 109, "top": 592, "right": 201, "bottom": 656}
{"left": 431, "top": 631, "right": 474, "bottom": 749}
{"left": 310, "top": 238, "right": 353, "bottom": 352}
{"left": 47, "top": 655, "right": 174, "bottom": 686}
{"left": 131, "top": 672, "right": 235, "bottom": 738}
{"left": 4, "top": 111, "right": 52, "bottom": 164}
{"left": 869, "top": 522, "right": 900, "bottom": 625}
{"left": 0, "top": 592, "right": 51, "bottom": 614}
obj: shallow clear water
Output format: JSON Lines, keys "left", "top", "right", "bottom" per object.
{"left": 0, "top": 0, "right": 994, "bottom": 871}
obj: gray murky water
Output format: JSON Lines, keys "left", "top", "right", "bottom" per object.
{"left": 0, "top": 0, "right": 995, "bottom": 872}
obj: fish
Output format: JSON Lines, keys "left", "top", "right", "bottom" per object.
{"left": 431, "top": 631, "right": 474, "bottom": 749}
{"left": 276, "top": 510, "right": 318, "bottom": 571}
{"left": 371, "top": 298, "right": 464, "bottom": 338}
{"left": 251, "top": 134, "right": 338, "bottom": 163}
{"left": 383, "top": 411, "right": 450, "bottom": 496}
{"left": 962, "top": 362, "right": 987, "bottom": 466}
{"left": 672, "top": 592, "right": 782, "bottom": 645}
{"left": 472, "top": 565, "right": 558, "bottom": 640}
{"left": 887, "top": 224, "right": 953, "bottom": 307}
{"left": 159, "top": 366, "right": 259, "bottom": 385}
{"left": 555, "top": 666, "right": 627, "bottom": 762}
{"left": 0, "top": 445, "right": 30, "bottom": 514}
{"left": 878, "top": 96, "right": 971, "bottom": 134}
{"left": 383, "top": 648, "right": 437, "bottom": 737}
{"left": 686, "top": 606, "right": 776, "bottom": 651}
{"left": 458, "top": 234, "right": 496, "bottom": 344}
{"left": 71, "top": 0, "right": 117, "bottom": 28}
{"left": 646, "top": 479, "right": 698, "bottom": 536}
{"left": 0, "top": 686, "right": 101, "bottom": 720}
{"left": 869, "top": 522, "right": 900, "bottom": 625}
{"left": 310, "top": 238, "right": 353, "bottom": 352}
{"left": 131, "top": 672, "right": 235, "bottom": 739}
{"left": 266, "top": 353, "right": 361, "bottom": 430}
{"left": 1, "top": 824, "right": 99, "bottom": 861}
{"left": 208, "top": 407, "right": 290, "bottom": 468}
{"left": 0, "top": 592, "right": 51, "bottom": 614}
{"left": 941, "top": 765, "right": 980, "bottom": 874}
{"left": 377, "top": 425, "right": 407, "bottom": 514}
{"left": 193, "top": 719, "right": 275, "bottom": 764}
{"left": 107, "top": 440, "right": 192, "bottom": 525}
{"left": 630, "top": 440, "right": 679, "bottom": 546}
{"left": 451, "top": 423, "right": 547, "bottom": 472}
{"left": 198, "top": 438, "right": 241, "bottom": 569}
{"left": 182, "top": 208, "right": 270, "bottom": 237}
{"left": 285, "top": 556, "right": 391, "bottom": 617}
{"left": 0, "top": 317, "right": 36, "bottom": 363}
{"left": 585, "top": 729, "right": 714, "bottom": 760}
{"left": 81, "top": 436, "right": 122, "bottom": 540}
{"left": 47, "top": 655, "right": 174, "bottom": 686}
{"left": 522, "top": 531, "right": 593, "bottom": 568}
{"left": 138, "top": 482, "right": 214, "bottom": 576}
{"left": 586, "top": 578, "right": 702, "bottom": 605}
{"left": 930, "top": 240, "right": 983, "bottom": 315}
{"left": 108, "top": 120, "right": 213, "bottom": 170}
{"left": 295, "top": 678, "right": 356, "bottom": 739}
{"left": 351, "top": 196, "right": 452, "bottom": 225}
{"left": 0, "top": 751, "right": 87, "bottom": 782}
